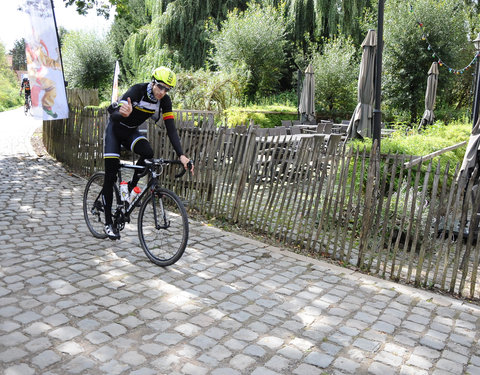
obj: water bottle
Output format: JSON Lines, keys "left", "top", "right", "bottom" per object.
{"left": 129, "top": 186, "right": 141, "bottom": 204}
{"left": 120, "top": 181, "right": 129, "bottom": 201}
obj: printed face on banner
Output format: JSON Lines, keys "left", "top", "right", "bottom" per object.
{"left": 23, "top": 0, "right": 69, "bottom": 120}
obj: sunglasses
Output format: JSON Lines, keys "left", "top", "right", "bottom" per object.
{"left": 154, "top": 82, "right": 171, "bottom": 92}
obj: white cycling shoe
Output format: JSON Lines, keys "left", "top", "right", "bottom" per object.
{"left": 104, "top": 224, "right": 120, "bottom": 240}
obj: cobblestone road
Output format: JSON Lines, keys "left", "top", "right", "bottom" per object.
{"left": 1, "top": 108, "right": 480, "bottom": 374}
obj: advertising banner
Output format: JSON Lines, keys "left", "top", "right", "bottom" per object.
{"left": 23, "top": 0, "right": 68, "bottom": 120}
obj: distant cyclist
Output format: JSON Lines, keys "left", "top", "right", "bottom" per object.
{"left": 19, "top": 75, "right": 31, "bottom": 106}
{"left": 102, "top": 66, "right": 194, "bottom": 240}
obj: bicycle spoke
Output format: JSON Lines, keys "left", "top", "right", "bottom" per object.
{"left": 138, "top": 188, "right": 188, "bottom": 266}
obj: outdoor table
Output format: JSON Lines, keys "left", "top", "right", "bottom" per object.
{"left": 256, "top": 133, "right": 320, "bottom": 144}
{"left": 332, "top": 123, "right": 349, "bottom": 134}
{"left": 255, "top": 133, "right": 329, "bottom": 157}
{"left": 293, "top": 124, "right": 318, "bottom": 130}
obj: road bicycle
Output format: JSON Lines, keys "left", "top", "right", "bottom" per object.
{"left": 83, "top": 158, "right": 191, "bottom": 266}
{"left": 24, "top": 95, "right": 32, "bottom": 116}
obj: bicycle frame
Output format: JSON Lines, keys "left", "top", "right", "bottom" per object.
{"left": 115, "top": 163, "right": 158, "bottom": 220}
{"left": 115, "top": 158, "right": 186, "bottom": 225}
{"left": 88, "top": 158, "right": 188, "bottom": 232}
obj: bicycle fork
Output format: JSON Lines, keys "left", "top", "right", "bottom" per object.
{"left": 153, "top": 192, "right": 170, "bottom": 230}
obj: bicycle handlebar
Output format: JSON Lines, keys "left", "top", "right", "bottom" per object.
{"left": 130, "top": 158, "right": 193, "bottom": 179}
{"left": 174, "top": 160, "right": 193, "bottom": 178}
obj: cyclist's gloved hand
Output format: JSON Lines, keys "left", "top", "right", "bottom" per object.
{"left": 180, "top": 155, "right": 194, "bottom": 175}
{"left": 119, "top": 97, "right": 133, "bottom": 117}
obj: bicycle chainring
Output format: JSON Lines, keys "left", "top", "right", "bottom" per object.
{"left": 113, "top": 210, "right": 126, "bottom": 232}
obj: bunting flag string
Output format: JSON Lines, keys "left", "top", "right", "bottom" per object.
{"left": 409, "top": 4, "right": 479, "bottom": 75}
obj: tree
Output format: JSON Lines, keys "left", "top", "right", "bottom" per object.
{"left": 117, "top": 0, "right": 249, "bottom": 72}
{"left": 383, "top": 0, "right": 471, "bottom": 123}
{"left": 62, "top": 31, "right": 115, "bottom": 99}
{"left": 10, "top": 39, "right": 26, "bottom": 71}
{"left": 311, "top": 36, "right": 358, "bottom": 118}
{"left": 0, "top": 42, "right": 22, "bottom": 111}
{"left": 62, "top": 0, "right": 127, "bottom": 18}
{"left": 57, "top": 26, "right": 69, "bottom": 47}
{"left": 210, "top": 3, "right": 288, "bottom": 100}
{"left": 280, "top": 0, "right": 373, "bottom": 49}
{"left": 108, "top": 0, "right": 150, "bottom": 80}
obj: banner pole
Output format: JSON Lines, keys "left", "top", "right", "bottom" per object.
{"left": 50, "top": 0, "right": 68, "bottom": 105}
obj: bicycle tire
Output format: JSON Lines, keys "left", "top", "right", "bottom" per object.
{"left": 83, "top": 172, "right": 108, "bottom": 239}
{"left": 138, "top": 187, "right": 189, "bottom": 266}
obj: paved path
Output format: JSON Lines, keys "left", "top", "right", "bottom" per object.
{"left": 1, "top": 108, "right": 480, "bottom": 375}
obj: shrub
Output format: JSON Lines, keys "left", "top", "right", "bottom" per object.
{"left": 0, "top": 42, "right": 22, "bottom": 111}
{"left": 173, "top": 68, "right": 245, "bottom": 114}
{"left": 62, "top": 31, "right": 115, "bottom": 101}
{"left": 311, "top": 35, "right": 358, "bottom": 117}
{"left": 210, "top": 3, "right": 288, "bottom": 100}
{"left": 348, "top": 119, "right": 472, "bottom": 194}
{"left": 224, "top": 105, "right": 297, "bottom": 128}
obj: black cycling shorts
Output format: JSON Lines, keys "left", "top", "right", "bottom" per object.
{"left": 103, "top": 120, "right": 147, "bottom": 159}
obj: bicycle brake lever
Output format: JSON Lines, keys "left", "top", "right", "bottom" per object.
{"left": 175, "top": 160, "right": 193, "bottom": 178}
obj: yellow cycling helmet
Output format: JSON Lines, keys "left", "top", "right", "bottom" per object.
{"left": 152, "top": 66, "right": 176, "bottom": 88}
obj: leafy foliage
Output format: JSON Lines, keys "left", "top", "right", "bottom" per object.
{"left": 349, "top": 119, "right": 472, "bottom": 189}
{"left": 10, "top": 39, "right": 26, "bottom": 71}
{"left": 210, "top": 3, "right": 288, "bottom": 100}
{"left": 62, "top": 0, "right": 127, "bottom": 18}
{"left": 62, "top": 31, "right": 115, "bottom": 100}
{"left": 383, "top": 0, "right": 472, "bottom": 124}
{"left": 19, "top": 0, "right": 477, "bottom": 127}
{"left": 144, "top": 0, "right": 249, "bottom": 69}
{"left": 108, "top": 0, "right": 151, "bottom": 81}
{"left": 172, "top": 68, "right": 245, "bottom": 113}
{"left": 278, "top": 0, "right": 374, "bottom": 53}
{"left": 0, "top": 42, "right": 22, "bottom": 111}
{"left": 310, "top": 36, "right": 358, "bottom": 117}
{"left": 224, "top": 105, "right": 297, "bottom": 128}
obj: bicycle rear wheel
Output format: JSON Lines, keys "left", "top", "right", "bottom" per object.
{"left": 83, "top": 172, "right": 108, "bottom": 239}
{"left": 138, "top": 188, "right": 188, "bottom": 266}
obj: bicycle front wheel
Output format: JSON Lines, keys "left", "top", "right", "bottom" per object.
{"left": 138, "top": 188, "right": 189, "bottom": 266}
{"left": 83, "top": 172, "right": 108, "bottom": 239}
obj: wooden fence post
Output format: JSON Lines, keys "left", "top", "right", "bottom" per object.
{"left": 232, "top": 127, "right": 256, "bottom": 222}
{"left": 357, "top": 140, "right": 379, "bottom": 268}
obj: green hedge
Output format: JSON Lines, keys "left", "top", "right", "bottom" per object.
{"left": 224, "top": 105, "right": 297, "bottom": 128}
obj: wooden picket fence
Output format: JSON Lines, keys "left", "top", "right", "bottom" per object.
{"left": 43, "top": 107, "right": 480, "bottom": 300}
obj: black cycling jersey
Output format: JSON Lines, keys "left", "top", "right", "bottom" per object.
{"left": 108, "top": 83, "right": 183, "bottom": 156}
{"left": 21, "top": 80, "right": 31, "bottom": 92}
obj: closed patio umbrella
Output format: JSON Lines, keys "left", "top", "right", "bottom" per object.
{"left": 299, "top": 64, "right": 315, "bottom": 123}
{"left": 347, "top": 29, "right": 377, "bottom": 139}
{"left": 419, "top": 62, "right": 439, "bottom": 130}
{"left": 460, "top": 116, "right": 480, "bottom": 180}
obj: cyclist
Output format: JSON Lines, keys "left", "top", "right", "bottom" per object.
{"left": 102, "top": 66, "right": 194, "bottom": 240}
{"left": 19, "top": 75, "right": 31, "bottom": 107}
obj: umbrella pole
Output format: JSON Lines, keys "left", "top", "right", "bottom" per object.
{"left": 373, "top": 0, "right": 384, "bottom": 150}
{"left": 473, "top": 58, "right": 480, "bottom": 127}
{"left": 297, "top": 69, "right": 302, "bottom": 121}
